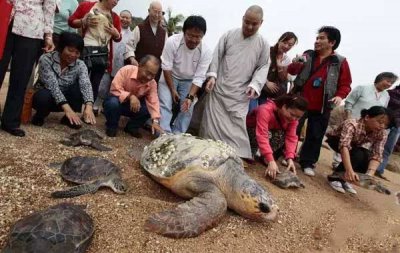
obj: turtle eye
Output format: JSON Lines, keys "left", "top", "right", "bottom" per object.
{"left": 259, "top": 203, "right": 270, "bottom": 213}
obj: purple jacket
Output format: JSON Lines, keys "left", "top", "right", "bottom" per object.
{"left": 388, "top": 86, "right": 400, "bottom": 127}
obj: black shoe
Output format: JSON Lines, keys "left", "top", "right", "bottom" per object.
{"left": 31, "top": 115, "right": 45, "bottom": 126}
{"left": 60, "top": 116, "right": 82, "bottom": 129}
{"left": 106, "top": 128, "right": 117, "bottom": 137}
{"left": 2, "top": 126, "right": 25, "bottom": 137}
{"left": 124, "top": 127, "right": 142, "bottom": 138}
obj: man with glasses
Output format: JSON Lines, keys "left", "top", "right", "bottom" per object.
{"left": 124, "top": 1, "right": 167, "bottom": 82}
{"left": 157, "top": 15, "right": 212, "bottom": 134}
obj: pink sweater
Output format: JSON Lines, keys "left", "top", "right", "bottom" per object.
{"left": 247, "top": 101, "right": 299, "bottom": 162}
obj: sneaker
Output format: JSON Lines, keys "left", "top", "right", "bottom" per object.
{"left": 303, "top": 167, "right": 315, "bottom": 177}
{"left": 124, "top": 127, "right": 142, "bottom": 138}
{"left": 106, "top": 128, "right": 117, "bottom": 137}
{"left": 342, "top": 182, "right": 357, "bottom": 194}
{"left": 329, "top": 181, "right": 345, "bottom": 193}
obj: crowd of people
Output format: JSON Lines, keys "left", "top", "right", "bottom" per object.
{"left": 1, "top": 0, "right": 399, "bottom": 194}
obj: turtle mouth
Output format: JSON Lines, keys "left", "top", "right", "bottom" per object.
{"left": 261, "top": 204, "right": 279, "bottom": 221}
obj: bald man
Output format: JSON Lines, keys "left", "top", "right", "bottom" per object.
{"left": 124, "top": 1, "right": 167, "bottom": 82}
{"left": 199, "top": 5, "right": 270, "bottom": 159}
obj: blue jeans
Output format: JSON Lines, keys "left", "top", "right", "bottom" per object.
{"left": 103, "top": 96, "right": 150, "bottom": 130}
{"left": 376, "top": 127, "right": 400, "bottom": 174}
{"left": 248, "top": 96, "right": 268, "bottom": 113}
{"left": 158, "top": 77, "right": 194, "bottom": 133}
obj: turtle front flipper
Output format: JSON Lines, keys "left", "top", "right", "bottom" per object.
{"left": 60, "top": 138, "right": 80, "bottom": 147}
{"left": 51, "top": 182, "right": 101, "bottom": 198}
{"left": 144, "top": 189, "right": 227, "bottom": 238}
{"left": 90, "top": 140, "right": 112, "bottom": 151}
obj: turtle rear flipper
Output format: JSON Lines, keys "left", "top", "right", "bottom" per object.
{"left": 144, "top": 189, "right": 227, "bottom": 238}
{"left": 90, "top": 140, "right": 112, "bottom": 151}
{"left": 51, "top": 182, "right": 101, "bottom": 198}
{"left": 374, "top": 182, "right": 391, "bottom": 195}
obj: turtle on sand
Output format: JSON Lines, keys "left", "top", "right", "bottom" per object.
{"left": 3, "top": 203, "right": 94, "bottom": 253}
{"left": 272, "top": 170, "right": 305, "bottom": 189}
{"left": 328, "top": 172, "right": 391, "bottom": 195}
{"left": 140, "top": 133, "right": 278, "bottom": 238}
{"left": 51, "top": 156, "right": 127, "bottom": 198}
{"left": 60, "top": 129, "right": 112, "bottom": 151}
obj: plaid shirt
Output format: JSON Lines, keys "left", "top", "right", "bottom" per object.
{"left": 328, "top": 118, "right": 388, "bottom": 162}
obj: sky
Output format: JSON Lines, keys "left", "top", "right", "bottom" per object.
{"left": 115, "top": 0, "right": 399, "bottom": 87}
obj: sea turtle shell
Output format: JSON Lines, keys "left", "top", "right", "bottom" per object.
{"left": 60, "top": 156, "right": 122, "bottom": 184}
{"left": 141, "top": 133, "right": 239, "bottom": 178}
{"left": 3, "top": 203, "right": 94, "bottom": 253}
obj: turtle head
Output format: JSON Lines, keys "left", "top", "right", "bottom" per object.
{"left": 229, "top": 178, "right": 278, "bottom": 222}
{"left": 111, "top": 178, "right": 128, "bottom": 194}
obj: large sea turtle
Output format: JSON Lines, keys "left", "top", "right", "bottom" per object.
{"left": 2, "top": 203, "right": 94, "bottom": 253}
{"left": 140, "top": 133, "right": 278, "bottom": 238}
{"left": 61, "top": 129, "right": 112, "bottom": 151}
{"left": 51, "top": 156, "right": 127, "bottom": 198}
{"left": 328, "top": 172, "right": 391, "bottom": 194}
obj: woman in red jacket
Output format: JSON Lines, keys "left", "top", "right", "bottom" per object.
{"left": 247, "top": 95, "right": 308, "bottom": 179}
{"left": 68, "top": 0, "right": 121, "bottom": 102}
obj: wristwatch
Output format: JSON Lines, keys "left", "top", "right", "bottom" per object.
{"left": 186, "top": 94, "right": 195, "bottom": 101}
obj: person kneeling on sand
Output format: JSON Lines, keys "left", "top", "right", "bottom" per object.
{"left": 246, "top": 94, "right": 308, "bottom": 179}
{"left": 103, "top": 55, "right": 163, "bottom": 138}
{"left": 32, "top": 32, "right": 96, "bottom": 129}
{"left": 325, "top": 106, "right": 392, "bottom": 194}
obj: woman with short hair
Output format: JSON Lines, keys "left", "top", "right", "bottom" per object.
{"left": 326, "top": 106, "right": 392, "bottom": 194}
{"left": 32, "top": 32, "right": 95, "bottom": 128}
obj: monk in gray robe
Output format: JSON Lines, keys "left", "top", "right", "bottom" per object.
{"left": 199, "top": 5, "right": 270, "bottom": 159}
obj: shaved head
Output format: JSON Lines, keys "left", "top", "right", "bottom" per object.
{"left": 245, "top": 5, "right": 263, "bottom": 19}
{"left": 148, "top": 1, "right": 163, "bottom": 24}
{"left": 242, "top": 5, "right": 263, "bottom": 38}
{"left": 149, "top": 1, "right": 162, "bottom": 10}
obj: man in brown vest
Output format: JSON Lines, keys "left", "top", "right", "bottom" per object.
{"left": 124, "top": 1, "right": 167, "bottom": 82}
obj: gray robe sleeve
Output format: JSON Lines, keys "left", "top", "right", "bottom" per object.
{"left": 206, "top": 31, "right": 229, "bottom": 79}
{"left": 248, "top": 38, "right": 270, "bottom": 96}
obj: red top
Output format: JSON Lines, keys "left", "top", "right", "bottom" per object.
{"left": 288, "top": 53, "right": 352, "bottom": 111}
{"left": 68, "top": 1, "right": 121, "bottom": 73}
{"left": 246, "top": 101, "right": 299, "bottom": 162}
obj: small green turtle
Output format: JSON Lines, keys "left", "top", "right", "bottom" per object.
{"left": 272, "top": 170, "right": 305, "bottom": 189}
{"left": 140, "top": 133, "right": 278, "bottom": 238}
{"left": 328, "top": 172, "right": 391, "bottom": 195}
{"left": 3, "top": 203, "right": 94, "bottom": 253}
{"left": 61, "top": 129, "right": 112, "bottom": 151}
{"left": 51, "top": 156, "right": 127, "bottom": 198}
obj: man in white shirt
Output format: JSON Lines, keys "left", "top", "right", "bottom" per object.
{"left": 158, "top": 15, "right": 212, "bottom": 134}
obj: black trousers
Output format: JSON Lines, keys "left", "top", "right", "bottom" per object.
{"left": 0, "top": 23, "right": 42, "bottom": 129}
{"left": 32, "top": 85, "right": 84, "bottom": 120}
{"left": 89, "top": 68, "right": 105, "bottom": 101}
{"left": 326, "top": 135, "right": 370, "bottom": 174}
{"left": 297, "top": 110, "right": 331, "bottom": 169}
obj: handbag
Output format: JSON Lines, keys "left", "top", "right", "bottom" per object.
{"left": 82, "top": 46, "right": 109, "bottom": 71}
